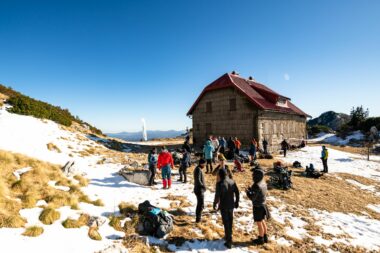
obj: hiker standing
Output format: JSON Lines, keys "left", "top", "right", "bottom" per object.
{"left": 211, "top": 136, "right": 219, "bottom": 164}
{"left": 178, "top": 149, "right": 191, "bottom": 183}
{"left": 249, "top": 138, "right": 257, "bottom": 161}
{"left": 321, "top": 145, "right": 329, "bottom": 173}
{"left": 148, "top": 148, "right": 158, "bottom": 186}
{"left": 212, "top": 153, "right": 233, "bottom": 180}
{"left": 194, "top": 159, "right": 206, "bottom": 223}
{"left": 182, "top": 137, "right": 191, "bottom": 153}
{"left": 219, "top": 137, "right": 226, "bottom": 155}
{"left": 234, "top": 137, "right": 241, "bottom": 156}
{"left": 157, "top": 146, "right": 175, "bottom": 189}
{"left": 226, "top": 137, "right": 236, "bottom": 160}
{"left": 262, "top": 139, "right": 268, "bottom": 154}
{"left": 213, "top": 169, "right": 240, "bottom": 249}
{"left": 281, "top": 139, "right": 290, "bottom": 157}
{"left": 246, "top": 169, "right": 270, "bottom": 245}
{"left": 203, "top": 140, "right": 215, "bottom": 173}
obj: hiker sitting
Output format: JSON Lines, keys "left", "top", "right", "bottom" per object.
{"left": 203, "top": 140, "right": 215, "bottom": 173}
{"left": 157, "top": 146, "right": 175, "bottom": 189}
{"left": 246, "top": 169, "right": 270, "bottom": 245}
{"left": 305, "top": 163, "right": 323, "bottom": 178}
{"left": 178, "top": 149, "right": 191, "bottom": 183}
{"left": 148, "top": 148, "right": 158, "bottom": 186}
{"left": 233, "top": 155, "right": 244, "bottom": 172}
{"left": 213, "top": 169, "right": 240, "bottom": 249}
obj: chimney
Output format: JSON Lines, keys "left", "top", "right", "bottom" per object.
{"left": 248, "top": 76, "right": 255, "bottom": 81}
{"left": 231, "top": 70, "right": 239, "bottom": 75}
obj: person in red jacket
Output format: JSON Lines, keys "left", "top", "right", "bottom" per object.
{"left": 157, "top": 146, "right": 175, "bottom": 189}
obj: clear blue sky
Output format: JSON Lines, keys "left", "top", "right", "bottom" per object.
{"left": 1, "top": 0, "right": 379, "bottom": 132}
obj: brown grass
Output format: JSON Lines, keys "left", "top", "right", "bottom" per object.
{"left": 88, "top": 227, "right": 102, "bottom": 240}
{"left": 62, "top": 214, "right": 89, "bottom": 228}
{"left": 22, "top": 226, "right": 44, "bottom": 237}
{"left": 73, "top": 174, "right": 89, "bottom": 187}
{"left": 39, "top": 207, "right": 60, "bottom": 225}
{"left": 47, "top": 143, "right": 61, "bottom": 153}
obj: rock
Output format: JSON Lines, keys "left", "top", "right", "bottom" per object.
{"left": 87, "top": 216, "right": 107, "bottom": 228}
{"left": 130, "top": 161, "right": 140, "bottom": 169}
{"left": 119, "top": 169, "right": 151, "bottom": 186}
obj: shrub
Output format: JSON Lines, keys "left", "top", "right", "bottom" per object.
{"left": 118, "top": 202, "right": 137, "bottom": 216}
{"left": 109, "top": 216, "right": 122, "bottom": 231}
{"left": 308, "top": 125, "right": 333, "bottom": 136}
{"left": 39, "top": 207, "right": 60, "bottom": 225}
{"left": 0, "top": 85, "right": 102, "bottom": 134}
{"left": 0, "top": 212, "right": 26, "bottom": 228}
{"left": 22, "top": 226, "right": 44, "bottom": 237}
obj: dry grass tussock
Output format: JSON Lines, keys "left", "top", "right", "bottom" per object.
{"left": 22, "top": 226, "right": 44, "bottom": 237}
{"left": 39, "top": 207, "right": 60, "bottom": 225}
{"left": 73, "top": 174, "right": 89, "bottom": 187}
{"left": 62, "top": 214, "right": 90, "bottom": 228}
{"left": 0, "top": 149, "right": 101, "bottom": 228}
{"left": 88, "top": 227, "right": 102, "bottom": 240}
{"left": 46, "top": 142, "right": 61, "bottom": 153}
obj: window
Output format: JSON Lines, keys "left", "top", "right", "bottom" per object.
{"left": 206, "top": 101, "right": 212, "bottom": 113}
{"left": 206, "top": 123, "right": 212, "bottom": 136}
{"left": 229, "top": 98, "right": 236, "bottom": 111}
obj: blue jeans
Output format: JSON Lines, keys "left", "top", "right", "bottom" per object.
{"left": 161, "top": 164, "right": 171, "bottom": 180}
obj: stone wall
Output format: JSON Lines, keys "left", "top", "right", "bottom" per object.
{"left": 191, "top": 88, "right": 258, "bottom": 147}
{"left": 257, "top": 111, "right": 307, "bottom": 152}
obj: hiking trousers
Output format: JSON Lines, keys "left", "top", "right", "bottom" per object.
{"left": 149, "top": 164, "right": 156, "bottom": 185}
{"left": 194, "top": 190, "right": 204, "bottom": 222}
{"left": 322, "top": 159, "right": 328, "bottom": 173}
{"left": 206, "top": 159, "right": 213, "bottom": 173}
{"left": 179, "top": 165, "right": 188, "bottom": 182}
{"left": 221, "top": 209, "right": 234, "bottom": 243}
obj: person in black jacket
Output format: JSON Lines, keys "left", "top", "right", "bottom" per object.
{"left": 281, "top": 139, "right": 290, "bottom": 157}
{"left": 193, "top": 159, "right": 206, "bottom": 223}
{"left": 262, "top": 139, "right": 268, "bottom": 154}
{"left": 246, "top": 169, "right": 270, "bottom": 245}
{"left": 213, "top": 169, "right": 240, "bottom": 249}
{"left": 178, "top": 149, "right": 191, "bottom": 183}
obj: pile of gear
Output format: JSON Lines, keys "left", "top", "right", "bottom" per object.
{"left": 270, "top": 162, "right": 293, "bottom": 190}
{"left": 137, "top": 201, "right": 173, "bottom": 238}
{"left": 305, "top": 163, "right": 323, "bottom": 179}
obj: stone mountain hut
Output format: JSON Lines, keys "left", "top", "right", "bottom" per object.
{"left": 187, "top": 71, "right": 310, "bottom": 151}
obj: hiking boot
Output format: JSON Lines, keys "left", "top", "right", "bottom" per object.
{"left": 253, "top": 236, "right": 264, "bottom": 245}
{"left": 263, "top": 234, "right": 268, "bottom": 243}
{"left": 177, "top": 178, "right": 183, "bottom": 182}
{"left": 224, "top": 242, "right": 232, "bottom": 249}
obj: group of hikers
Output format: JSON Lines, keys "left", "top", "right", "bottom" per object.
{"left": 145, "top": 136, "right": 329, "bottom": 248}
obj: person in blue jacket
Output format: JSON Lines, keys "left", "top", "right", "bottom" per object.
{"left": 203, "top": 140, "right": 215, "bottom": 173}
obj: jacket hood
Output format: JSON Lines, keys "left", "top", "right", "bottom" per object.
{"left": 253, "top": 169, "right": 264, "bottom": 183}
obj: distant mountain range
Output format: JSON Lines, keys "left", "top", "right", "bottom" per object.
{"left": 308, "top": 111, "right": 351, "bottom": 130}
{"left": 107, "top": 130, "right": 186, "bottom": 141}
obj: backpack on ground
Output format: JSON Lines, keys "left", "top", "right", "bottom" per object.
{"left": 293, "top": 161, "right": 302, "bottom": 168}
{"left": 138, "top": 201, "right": 173, "bottom": 238}
{"left": 271, "top": 166, "right": 293, "bottom": 190}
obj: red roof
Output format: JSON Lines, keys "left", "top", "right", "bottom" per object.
{"left": 187, "top": 73, "right": 309, "bottom": 117}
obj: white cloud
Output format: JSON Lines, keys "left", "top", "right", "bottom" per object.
{"left": 284, "top": 73, "right": 290, "bottom": 81}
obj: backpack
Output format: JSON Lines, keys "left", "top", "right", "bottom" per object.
{"left": 293, "top": 161, "right": 302, "bottom": 168}
{"left": 138, "top": 201, "right": 173, "bottom": 238}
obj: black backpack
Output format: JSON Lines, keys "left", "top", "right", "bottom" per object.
{"left": 138, "top": 201, "right": 173, "bottom": 238}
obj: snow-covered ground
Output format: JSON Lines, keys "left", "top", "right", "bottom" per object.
{"left": 282, "top": 146, "right": 380, "bottom": 182}
{"left": 1, "top": 105, "right": 380, "bottom": 252}
{"left": 307, "top": 131, "right": 364, "bottom": 145}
